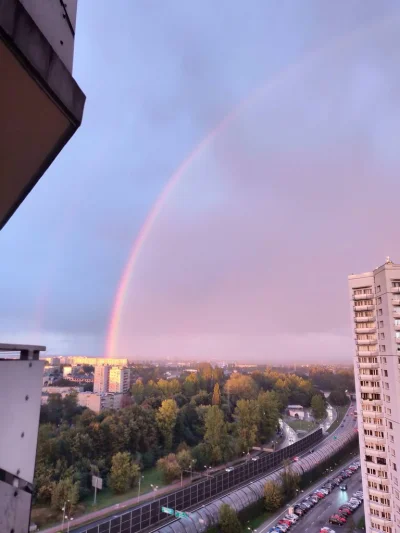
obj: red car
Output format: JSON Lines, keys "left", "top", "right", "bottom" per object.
{"left": 338, "top": 507, "right": 352, "bottom": 516}
{"left": 330, "top": 514, "right": 346, "bottom": 524}
{"left": 279, "top": 520, "right": 292, "bottom": 528}
{"left": 314, "top": 491, "right": 325, "bottom": 498}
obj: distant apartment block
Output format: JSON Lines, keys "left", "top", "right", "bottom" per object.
{"left": 348, "top": 258, "right": 400, "bottom": 533}
{"left": 94, "top": 365, "right": 110, "bottom": 393}
{"left": 109, "top": 367, "right": 130, "bottom": 393}
{"left": 61, "top": 356, "right": 128, "bottom": 367}
{"left": 77, "top": 392, "right": 123, "bottom": 413}
{"left": 63, "top": 365, "right": 73, "bottom": 376}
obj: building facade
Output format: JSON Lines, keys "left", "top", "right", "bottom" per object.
{"left": 94, "top": 365, "right": 110, "bottom": 393}
{"left": 59, "top": 356, "right": 128, "bottom": 367}
{"left": 77, "top": 392, "right": 123, "bottom": 414}
{"left": 349, "top": 258, "right": 400, "bottom": 533}
{"left": 109, "top": 367, "right": 130, "bottom": 393}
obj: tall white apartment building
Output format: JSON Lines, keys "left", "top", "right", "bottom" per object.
{"left": 349, "top": 258, "right": 400, "bottom": 533}
{"left": 94, "top": 365, "right": 110, "bottom": 393}
{"left": 109, "top": 367, "right": 130, "bottom": 393}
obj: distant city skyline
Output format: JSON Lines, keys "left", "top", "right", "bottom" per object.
{"left": 2, "top": 2, "right": 400, "bottom": 362}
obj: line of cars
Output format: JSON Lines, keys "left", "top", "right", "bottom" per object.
{"left": 327, "top": 490, "right": 363, "bottom": 527}
{"left": 266, "top": 459, "right": 361, "bottom": 533}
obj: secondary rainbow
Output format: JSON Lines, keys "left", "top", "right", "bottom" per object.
{"left": 105, "top": 13, "right": 396, "bottom": 359}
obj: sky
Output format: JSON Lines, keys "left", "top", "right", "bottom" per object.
{"left": 1, "top": 1, "right": 400, "bottom": 363}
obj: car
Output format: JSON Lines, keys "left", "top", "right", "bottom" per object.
{"left": 349, "top": 498, "right": 361, "bottom": 507}
{"left": 275, "top": 524, "right": 289, "bottom": 532}
{"left": 283, "top": 516, "right": 296, "bottom": 525}
{"left": 320, "top": 528, "right": 336, "bottom": 533}
{"left": 329, "top": 514, "right": 347, "bottom": 524}
{"left": 293, "top": 506, "right": 304, "bottom": 516}
{"left": 301, "top": 500, "right": 312, "bottom": 509}
{"left": 284, "top": 514, "right": 298, "bottom": 523}
{"left": 292, "top": 456, "right": 299, "bottom": 462}
{"left": 353, "top": 491, "right": 363, "bottom": 499}
{"left": 314, "top": 491, "right": 326, "bottom": 498}
{"left": 310, "top": 495, "right": 319, "bottom": 504}
{"left": 279, "top": 519, "right": 292, "bottom": 527}
{"left": 338, "top": 508, "right": 352, "bottom": 516}
{"left": 252, "top": 457, "right": 259, "bottom": 461}
{"left": 340, "top": 484, "right": 347, "bottom": 491}
{"left": 319, "top": 488, "right": 330, "bottom": 495}
{"left": 345, "top": 502, "right": 359, "bottom": 510}
{"left": 225, "top": 467, "right": 234, "bottom": 472}
{"left": 338, "top": 504, "right": 354, "bottom": 513}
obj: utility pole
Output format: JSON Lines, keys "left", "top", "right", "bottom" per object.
{"left": 137, "top": 475, "right": 144, "bottom": 503}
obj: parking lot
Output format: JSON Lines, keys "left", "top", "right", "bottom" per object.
{"left": 258, "top": 458, "right": 363, "bottom": 533}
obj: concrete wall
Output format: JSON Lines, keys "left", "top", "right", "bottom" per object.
{"left": 20, "top": 0, "right": 77, "bottom": 72}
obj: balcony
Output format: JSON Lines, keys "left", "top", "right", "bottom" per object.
{"left": 354, "top": 304, "right": 375, "bottom": 311}
{"left": 364, "top": 435, "right": 386, "bottom": 445}
{"left": 364, "top": 423, "right": 384, "bottom": 431}
{"left": 353, "top": 293, "right": 374, "bottom": 300}
{"left": 356, "top": 339, "right": 377, "bottom": 345}
{"left": 357, "top": 349, "right": 378, "bottom": 356}
{"left": 393, "top": 298, "right": 400, "bottom": 306}
{"left": 394, "top": 311, "right": 400, "bottom": 319}
{"left": 0, "top": 0, "right": 85, "bottom": 230}
{"left": 355, "top": 327, "right": 376, "bottom": 334}
{"left": 396, "top": 337, "right": 400, "bottom": 344}
{"left": 360, "top": 385, "right": 381, "bottom": 394}
{"left": 355, "top": 315, "right": 375, "bottom": 322}
{"left": 361, "top": 398, "right": 382, "bottom": 406}
{"left": 0, "top": 343, "right": 46, "bottom": 532}
{"left": 358, "top": 362, "right": 379, "bottom": 369}
{"left": 391, "top": 287, "right": 400, "bottom": 294}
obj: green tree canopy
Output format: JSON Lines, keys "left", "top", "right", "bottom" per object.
{"left": 235, "top": 399, "right": 260, "bottom": 452}
{"left": 156, "top": 399, "right": 179, "bottom": 451}
{"left": 264, "top": 480, "right": 283, "bottom": 511}
{"left": 204, "top": 405, "right": 229, "bottom": 464}
{"left": 157, "top": 453, "right": 181, "bottom": 483}
{"left": 311, "top": 394, "right": 326, "bottom": 421}
{"left": 218, "top": 503, "right": 242, "bottom": 533}
{"left": 108, "top": 452, "right": 140, "bottom": 494}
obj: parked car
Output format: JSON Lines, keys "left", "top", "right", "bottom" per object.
{"left": 293, "top": 506, "right": 305, "bottom": 516}
{"left": 310, "top": 495, "right": 319, "bottom": 504}
{"left": 329, "top": 514, "right": 347, "bottom": 525}
{"left": 279, "top": 519, "right": 292, "bottom": 528}
{"left": 320, "top": 528, "right": 336, "bottom": 533}
{"left": 338, "top": 508, "right": 352, "bottom": 516}
{"left": 284, "top": 514, "right": 298, "bottom": 523}
{"left": 225, "top": 467, "right": 234, "bottom": 472}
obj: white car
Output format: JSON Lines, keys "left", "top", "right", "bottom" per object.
{"left": 225, "top": 467, "right": 234, "bottom": 473}
{"left": 320, "top": 528, "right": 336, "bottom": 533}
{"left": 284, "top": 514, "right": 298, "bottom": 523}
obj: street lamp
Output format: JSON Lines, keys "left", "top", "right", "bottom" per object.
{"left": 150, "top": 484, "right": 159, "bottom": 500}
{"left": 61, "top": 500, "right": 70, "bottom": 532}
{"left": 66, "top": 516, "right": 74, "bottom": 533}
{"left": 137, "top": 475, "right": 144, "bottom": 503}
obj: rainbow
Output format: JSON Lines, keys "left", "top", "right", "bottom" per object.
{"left": 105, "top": 12, "right": 397, "bottom": 359}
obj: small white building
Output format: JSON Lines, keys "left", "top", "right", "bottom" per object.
{"left": 287, "top": 405, "right": 305, "bottom": 420}
{"left": 77, "top": 392, "right": 124, "bottom": 414}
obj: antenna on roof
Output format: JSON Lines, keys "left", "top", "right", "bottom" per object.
{"left": 386, "top": 256, "right": 392, "bottom": 264}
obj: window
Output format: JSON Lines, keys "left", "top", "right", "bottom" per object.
{"left": 393, "top": 281, "right": 400, "bottom": 288}
{"left": 389, "top": 421, "right": 393, "bottom": 429}
{"left": 378, "top": 297, "right": 382, "bottom": 304}
{"left": 385, "top": 382, "right": 390, "bottom": 389}
{"left": 386, "top": 395, "right": 391, "bottom": 402}
{"left": 379, "top": 308, "right": 383, "bottom": 315}
{"left": 383, "top": 357, "right": 387, "bottom": 363}
{"left": 381, "top": 345, "right": 386, "bottom": 352}
{"left": 377, "top": 285, "right": 381, "bottom": 293}
{"left": 380, "top": 332, "right": 385, "bottom": 339}
{"left": 383, "top": 369, "right": 388, "bottom": 377}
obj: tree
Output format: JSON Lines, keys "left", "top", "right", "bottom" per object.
{"left": 212, "top": 382, "right": 221, "bottom": 405}
{"left": 235, "top": 399, "right": 260, "bottom": 452}
{"left": 328, "top": 389, "right": 349, "bottom": 406}
{"left": 280, "top": 460, "right": 300, "bottom": 500}
{"left": 51, "top": 477, "right": 79, "bottom": 511}
{"left": 204, "top": 405, "right": 229, "bottom": 464}
{"left": 157, "top": 454, "right": 181, "bottom": 483}
{"left": 311, "top": 394, "right": 326, "bottom": 421}
{"left": 218, "top": 503, "right": 242, "bottom": 533}
{"left": 183, "top": 373, "right": 199, "bottom": 397}
{"left": 176, "top": 449, "right": 193, "bottom": 471}
{"left": 225, "top": 374, "right": 258, "bottom": 401}
{"left": 264, "top": 480, "right": 282, "bottom": 511}
{"left": 257, "top": 391, "right": 279, "bottom": 442}
{"left": 156, "top": 399, "right": 178, "bottom": 451}
{"left": 108, "top": 452, "right": 140, "bottom": 494}
{"left": 131, "top": 380, "right": 145, "bottom": 404}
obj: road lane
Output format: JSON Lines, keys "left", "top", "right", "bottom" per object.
{"left": 257, "top": 460, "right": 362, "bottom": 533}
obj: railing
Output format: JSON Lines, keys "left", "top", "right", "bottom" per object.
{"left": 77, "top": 429, "right": 323, "bottom": 533}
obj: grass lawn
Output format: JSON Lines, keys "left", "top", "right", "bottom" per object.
{"left": 327, "top": 404, "right": 349, "bottom": 434}
{"left": 245, "top": 511, "right": 271, "bottom": 530}
{"left": 286, "top": 418, "right": 317, "bottom": 433}
{"left": 81, "top": 466, "right": 165, "bottom": 510}
{"left": 31, "top": 466, "right": 166, "bottom": 529}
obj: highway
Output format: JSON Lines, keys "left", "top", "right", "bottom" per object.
{"left": 257, "top": 463, "right": 362, "bottom": 532}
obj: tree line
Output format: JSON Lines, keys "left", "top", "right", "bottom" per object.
{"left": 35, "top": 363, "right": 324, "bottom": 512}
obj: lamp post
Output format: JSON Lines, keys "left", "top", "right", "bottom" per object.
{"left": 150, "top": 484, "right": 159, "bottom": 501}
{"left": 61, "top": 500, "right": 69, "bottom": 532}
{"left": 66, "top": 516, "right": 74, "bottom": 533}
{"left": 137, "top": 475, "right": 144, "bottom": 503}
